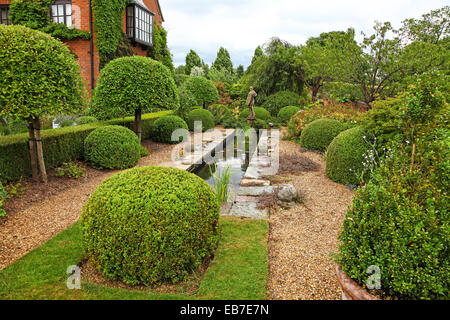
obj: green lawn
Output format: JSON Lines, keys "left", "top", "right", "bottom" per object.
{"left": 0, "top": 216, "right": 268, "bottom": 300}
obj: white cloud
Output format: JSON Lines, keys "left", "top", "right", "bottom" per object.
{"left": 161, "top": 0, "right": 448, "bottom": 68}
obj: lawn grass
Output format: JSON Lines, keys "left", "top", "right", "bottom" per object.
{"left": 0, "top": 216, "right": 268, "bottom": 300}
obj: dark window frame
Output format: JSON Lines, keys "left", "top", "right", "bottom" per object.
{"left": 49, "top": 0, "right": 73, "bottom": 27}
{"left": 126, "top": 2, "right": 154, "bottom": 47}
{"left": 0, "top": 5, "right": 10, "bottom": 25}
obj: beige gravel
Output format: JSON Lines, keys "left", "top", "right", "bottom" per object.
{"left": 267, "top": 140, "right": 354, "bottom": 300}
{"left": 0, "top": 141, "right": 173, "bottom": 270}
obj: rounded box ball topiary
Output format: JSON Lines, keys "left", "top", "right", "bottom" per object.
{"left": 152, "top": 115, "right": 188, "bottom": 144}
{"left": 278, "top": 106, "right": 301, "bottom": 125}
{"left": 325, "top": 126, "right": 368, "bottom": 186}
{"left": 84, "top": 125, "right": 141, "bottom": 170}
{"left": 239, "top": 107, "right": 271, "bottom": 121}
{"left": 300, "top": 119, "right": 348, "bottom": 152}
{"left": 81, "top": 166, "right": 220, "bottom": 286}
{"left": 187, "top": 109, "right": 215, "bottom": 132}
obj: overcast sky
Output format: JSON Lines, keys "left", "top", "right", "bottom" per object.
{"left": 160, "top": 0, "right": 448, "bottom": 68}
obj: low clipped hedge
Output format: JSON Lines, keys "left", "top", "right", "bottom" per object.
{"left": 81, "top": 166, "right": 220, "bottom": 286}
{"left": 0, "top": 111, "right": 171, "bottom": 181}
{"left": 84, "top": 126, "right": 141, "bottom": 170}
{"left": 326, "top": 126, "right": 368, "bottom": 186}
{"left": 278, "top": 106, "right": 300, "bottom": 125}
{"left": 300, "top": 119, "right": 348, "bottom": 152}
{"left": 239, "top": 107, "right": 271, "bottom": 121}
{"left": 187, "top": 109, "right": 215, "bottom": 131}
{"left": 152, "top": 115, "right": 188, "bottom": 144}
{"left": 77, "top": 116, "right": 98, "bottom": 125}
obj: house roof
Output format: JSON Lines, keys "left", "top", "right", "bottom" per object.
{"left": 156, "top": 0, "right": 164, "bottom": 22}
{"left": 130, "top": 0, "right": 164, "bottom": 22}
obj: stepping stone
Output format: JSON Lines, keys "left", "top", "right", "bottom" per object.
{"left": 237, "top": 186, "right": 276, "bottom": 197}
{"left": 240, "top": 179, "right": 271, "bottom": 187}
{"left": 228, "top": 202, "right": 269, "bottom": 220}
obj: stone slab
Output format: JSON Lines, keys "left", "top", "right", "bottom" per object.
{"left": 240, "top": 179, "right": 271, "bottom": 187}
{"left": 237, "top": 186, "right": 276, "bottom": 197}
{"left": 228, "top": 202, "right": 269, "bottom": 220}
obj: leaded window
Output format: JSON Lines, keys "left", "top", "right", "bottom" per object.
{"left": 0, "top": 5, "right": 10, "bottom": 25}
{"left": 50, "top": 0, "right": 72, "bottom": 27}
{"left": 126, "top": 1, "right": 154, "bottom": 47}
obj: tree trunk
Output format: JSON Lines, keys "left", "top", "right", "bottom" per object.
{"left": 311, "top": 86, "right": 320, "bottom": 102}
{"left": 32, "top": 117, "right": 47, "bottom": 184}
{"left": 27, "top": 120, "right": 39, "bottom": 182}
{"left": 134, "top": 108, "right": 142, "bottom": 142}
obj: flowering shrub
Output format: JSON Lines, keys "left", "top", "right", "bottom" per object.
{"left": 287, "top": 102, "right": 364, "bottom": 141}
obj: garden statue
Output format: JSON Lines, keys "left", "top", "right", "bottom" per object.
{"left": 246, "top": 86, "right": 257, "bottom": 127}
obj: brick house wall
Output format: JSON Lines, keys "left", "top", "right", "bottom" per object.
{"left": 1, "top": 0, "right": 164, "bottom": 92}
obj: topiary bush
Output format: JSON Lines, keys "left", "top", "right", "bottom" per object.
{"left": 278, "top": 106, "right": 301, "bottom": 125}
{"left": 181, "top": 77, "right": 220, "bottom": 108}
{"left": 81, "top": 166, "right": 220, "bottom": 286}
{"left": 77, "top": 116, "right": 99, "bottom": 125}
{"left": 208, "top": 104, "right": 232, "bottom": 125}
{"left": 152, "top": 115, "right": 188, "bottom": 144}
{"left": 262, "top": 91, "right": 301, "bottom": 116}
{"left": 335, "top": 127, "right": 449, "bottom": 300}
{"left": 187, "top": 109, "right": 215, "bottom": 132}
{"left": 300, "top": 119, "right": 348, "bottom": 152}
{"left": 84, "top": 125, "right": 140, "bottom": 170}
{"left": 239, "top": 107, "right": 271, "bottom": 121}
{"left": 325, "top": 126, "right": 369, "bottom": 186}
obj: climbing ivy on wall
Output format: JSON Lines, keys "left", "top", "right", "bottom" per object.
{"left": 148, "top": 21, "right": 174, "bottom": 73}
{"left": 9, "top": 0, "right": 91, "bottom": 40}
{"left": 91, "top": 0, "right": 134, "bottom": 68}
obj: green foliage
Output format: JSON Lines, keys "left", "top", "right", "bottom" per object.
{"left": 0, "top": 181, "right": 6, "bottom": 218}
{"left": 81, "top": 166, "right": 220, "bottom": 286}
{"left": 262, "top": 91, "right": 301, "bottom": 116}
{"left": 91, "top": 0, "right": 133, "bottom": 68}
{"left": 336, "top": 128, "right": 449, "bottom": 300}
{"left": 0, "top": 25, "right": 86, "bottom": 120}
{"left": 239, "top": 107, "right": 271, "bottom": 121}
{"left": 278, "top": 106, "right": 301, "bottom": 125}
{"left": 174, "top": 73, "right": 189, "bottom": 87}
{"left": 212, "top": 47, "right": 234, "bottom": 74}
{"left": 90, "top": 56, "right": 179, "bottom": 120}
{"left": 176, "top": 86, "right": 197, "bottom": 120}
{"left": 181, "top": 77, "right": 220, "bottom": 108}
{"left": 207, "top": 66, "right": 237, "bottom": 84}
{"left": 187, "top": 109, "right": 215, "bottom": 132}
{"left": 185, "top": 50, "right": 203, "bottom": 76}
{"left": 56, "top": 162, "right": 86, "bottom": 179}
{"left": 400, "top": 6, "right": 449, "bottom": 44}
{"left": 77, "top": 116, "right": 99, "bottom": 125}
{"left": 326, "top": 126, "right": 369, "bottom": 185}
{"left": 148, "top": 22, "right": 174, "bottom": 73}
{"left": 9, "top": 0, "right": 91, "bottom": 40}
{"left": 208, "top": 104, "right": 232, "bottom": 125}
{"left": 152, "top": 115, "right": 188, "bottom": 144}
{"left": 300, "top": 119, "right": 348, "bottom": 152}
{"left": 210, "top": 165, "right": 233, "bottom": 203}
{"left": 84, "top": 125, "right": 140, "bottom": 170}
{"left": 253, "top": 119, "right": 269, "bottom": 130}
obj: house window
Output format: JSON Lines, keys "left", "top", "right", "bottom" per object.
{"left": 0, "top": 5, "right": 10, "bottom": 25}
{"left": 50, "top": 0, "right": 72, "bottom": 27}
{"left": 126, "top": 1, "right": 154, "bottom": 47}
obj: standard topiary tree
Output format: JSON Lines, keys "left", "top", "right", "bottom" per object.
{"left": 0, "top": 25, "right": 86, "bottom": 183}
{"left": 325, "top": 126, "right": 369, "bottom": 186}
{"left": 81, "top": 166, "right": 220, "bottom": 286}
{"left": 300, "top": 119, "right": 348, "bottom": 152}
{"left": 152, "top": 115, "right": 188, "bottom": 144}
{"left": 90, "top": 56, "right": 179, "bottom": 142}
{"left": 181, "top": 77, "right": 220, "bottom": 109}
{"left": 187, "top": 109, "right": 215, "bottom": 132}
{"left": 239, "top": 107, "right": 271, "bottom": 121}
{"left": 262, "top": 91, "right": 301, "bottom": 116}
{"left": 278, "top": 106, "right": 301, "bottom": 125}
{"left": 84, "top": 126, "right": 141, "bottom": 170}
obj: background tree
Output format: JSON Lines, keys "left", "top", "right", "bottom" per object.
{"left": 148, "top": 22, "right": 174, "bottom": 73}
{"left": 185, "top": 49, "right": 203, "bottom": 76}
{"left": 90, "top": 56, "right": 179, "bottom": 142}
{"left": 212, "top": 47, "right": 234, "bottom": 74}
{"left": 236, "top": 65, "right": 245, "bottom": 80}
{"left": 400, "top": 6, "right": 449, "bottom": 44}
{"left": 0, "top": 25, "right": 86, "bottom": 183}
{"left": 181, "top": 77, "right": 220, "bottom": 109}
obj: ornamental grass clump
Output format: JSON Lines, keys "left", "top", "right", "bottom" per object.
{"left": 300, "top": 119, "right": 348, "bottom": 152}
{"left": 84, "top": 125, "right": 141, "bottom": 170}
{"left": 81, "top": 166, "right": 220, "bottom": 286}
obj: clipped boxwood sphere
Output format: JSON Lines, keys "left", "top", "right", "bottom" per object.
{"left": 300, "top": 119, "right": 347, "bottom": 152}
{"left": 239, "top": 107, "right": 271, "bottom": 121}
{"left": 152, "top": 115, "right": 188, "bottom": 144}
{"left": 187, "top": 109, "right": 215, "bottom": 131}
{"left": 84, "top": 125, "right": 140, "bottom": 170}
{"left": 81, "top": 166, "right": 220, "bottom": 285}
{"left": 278, "top": 106, "right": 301, "bottom": 125}
{"left": 326, "top": 126, "right": 368, "bottom": 186}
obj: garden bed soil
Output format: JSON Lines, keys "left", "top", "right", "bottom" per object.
{"left": 267, "top": 140, "right": 354, "bottom": 300}
{"left": 0, "top": 141, "right": 173, "bottom": 270}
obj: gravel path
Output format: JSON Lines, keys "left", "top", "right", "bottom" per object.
{"left": 267, "top": 140, "right": 354, "bottom": 300}
{"left": 0, "top": 141, "right": 173, "bottom": 270}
